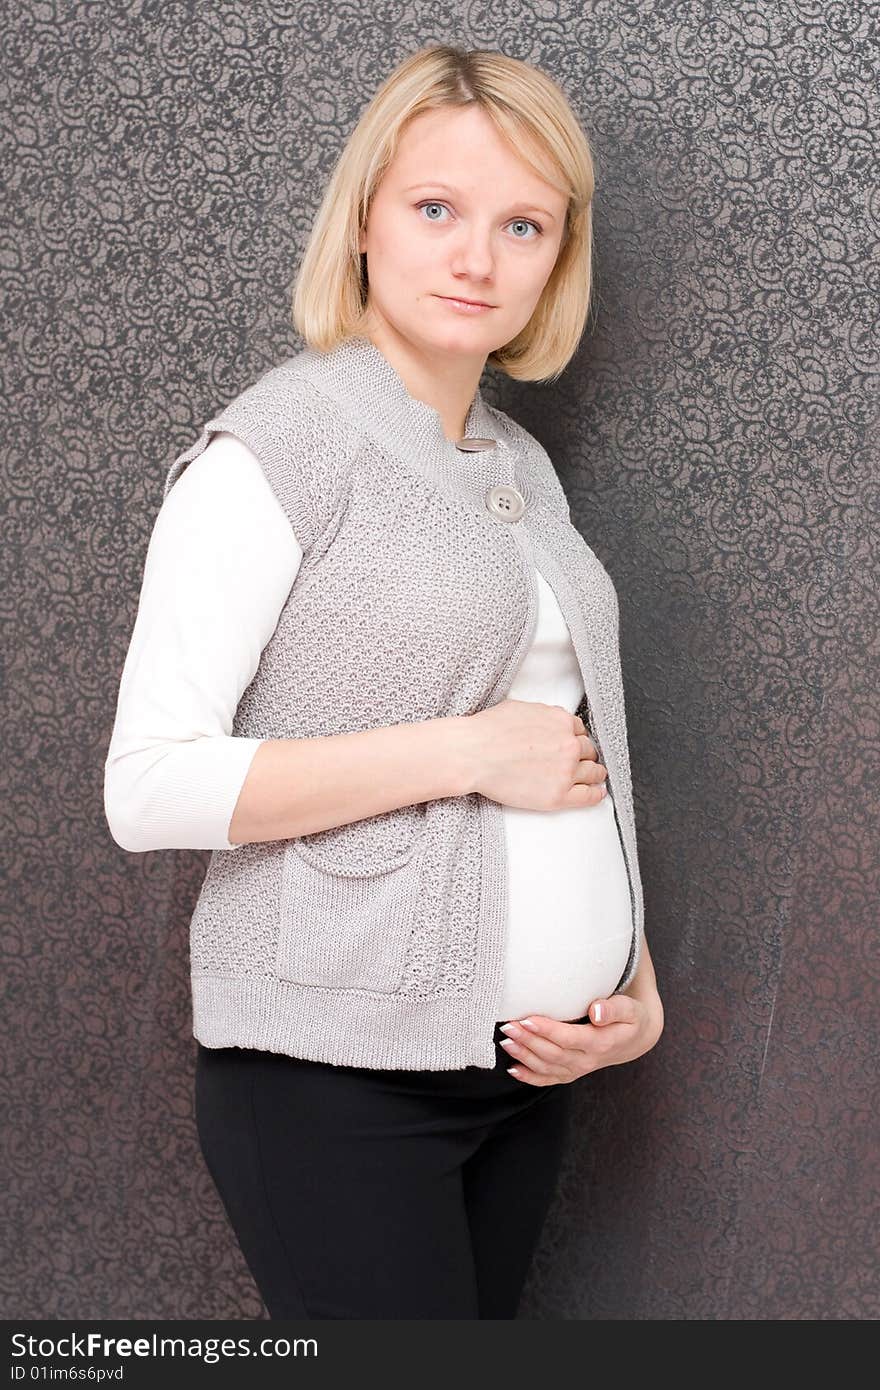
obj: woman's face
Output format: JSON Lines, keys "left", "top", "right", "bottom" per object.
{"left": 358, "top": 105, "right": 569, "bottom": 364}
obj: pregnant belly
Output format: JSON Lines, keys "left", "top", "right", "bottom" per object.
{"left": 496, "top": 790, "right": 634, "bottom": 1023}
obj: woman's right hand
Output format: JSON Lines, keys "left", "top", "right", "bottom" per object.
{"left": 463, "top": 698, "right": 608, "bottom": 811}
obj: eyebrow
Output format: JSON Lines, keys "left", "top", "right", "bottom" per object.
{"left": 402, "top": 181, "right": 558, "bottom": 222}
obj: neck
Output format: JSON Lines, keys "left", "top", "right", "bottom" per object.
{"left": 361, "top": 323, "right": 488, "bottom": 444}
{"left": 289, "top": 333, "right": 528, "bottom": 514}
{"left": 294, "top": 333, "right": 501, "bottom": 460}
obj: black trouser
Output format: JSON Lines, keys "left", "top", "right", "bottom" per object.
{"left": 194, "top": 1020, "right": 580, "bottom": 1319}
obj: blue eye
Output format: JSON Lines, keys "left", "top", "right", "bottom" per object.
{"left": 508, "top": 217, "right": 542, "bottom": 239}
{"left": 415, "top": 202, "right": 543, "bottom": 238}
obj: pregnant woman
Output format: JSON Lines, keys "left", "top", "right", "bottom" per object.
{"left": 104, "top": 44, "right": 664, "bottom": 1319}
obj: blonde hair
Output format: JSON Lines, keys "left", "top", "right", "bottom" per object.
{"left": 290, "top": 45, "right": 596, "bottom": 382}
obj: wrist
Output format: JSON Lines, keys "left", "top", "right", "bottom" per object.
{"left": 440, "top": 714, "right": 482, "bottom": 798}
{"left": 639, "top": 992, "right": 664, "bottom": 1043}
{"left": 622, "top": 976, "right": 663, "bottom": 1025}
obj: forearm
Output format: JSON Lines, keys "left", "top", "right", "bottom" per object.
{"left": 228, "top": 715, "right": 474, "bottom": 846}
{"left": 104, "top": 734, "right": 265, "bottom": 853}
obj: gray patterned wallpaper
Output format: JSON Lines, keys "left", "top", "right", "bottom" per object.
{"left": 3, "top": 1, "right": 877, "bottom": 1320}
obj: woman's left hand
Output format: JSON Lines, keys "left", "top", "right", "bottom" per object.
{"left": 499, "top": 991, "right": 664, "bottom": 1086}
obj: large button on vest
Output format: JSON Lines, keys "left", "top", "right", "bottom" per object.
{"left": 455, "top": 437, "right": 498, "bottom": 452}
{"left": 485, "top": 482, "right": 526, "bottom": 522}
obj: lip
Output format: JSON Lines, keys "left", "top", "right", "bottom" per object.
{"left": 436, "top": 294, "right": 496, "bottom": 309}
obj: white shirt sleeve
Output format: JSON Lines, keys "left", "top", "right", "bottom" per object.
{"left": 103, "top": 431, "right": 303, "bottom": 852}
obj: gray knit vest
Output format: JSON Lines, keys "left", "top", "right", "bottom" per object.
{"left": 163, "top": 334, "right": 645, "bottom": 1070}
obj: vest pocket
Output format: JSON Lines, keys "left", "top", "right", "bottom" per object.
{"left": 275, "top": 831, "right": 428, "bottom": 992}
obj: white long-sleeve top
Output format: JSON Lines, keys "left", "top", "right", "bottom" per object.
{"left": 104, "top": 431, "right": 634, "bottom": 1021}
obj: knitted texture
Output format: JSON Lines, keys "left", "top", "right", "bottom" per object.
{"left": 163, "top": 334, "right": 645, "bottom": 1069}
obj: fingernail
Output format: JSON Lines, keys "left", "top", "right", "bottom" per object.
{"left": 519, "top": 1017, "right": 537, "bottom": 1030}
{"left": 593, "top": 1003, "right": 602, "bottom": 1022}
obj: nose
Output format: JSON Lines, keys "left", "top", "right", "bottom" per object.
{"left": 449, "top": 222, "right": 496, "bottom": 284}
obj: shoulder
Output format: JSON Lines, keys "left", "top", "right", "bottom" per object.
{"left": 164, "top": 354, "right": 361, "bottom": 548}
{"left": 152, "top": 430, "right": 301, "bottom": 578}
{"left": 482, "top": 399, "right": 539, "bottom": 452}
{"left": 210, "top": 351, "right": 361, "bottom": 456}
{"left": 164, "top": 431, "right": 290, "bottom": 523}
{"left": 483, "top": 400, "right": 571, "bottom": 513}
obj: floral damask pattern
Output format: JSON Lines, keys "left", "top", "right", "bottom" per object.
{"left": 2, "top": 1, "right": 876, "bottom": 1319}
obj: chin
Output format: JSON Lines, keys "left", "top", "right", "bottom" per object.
{"left": 428, "top": 315, "right": 497, "bottom": 340}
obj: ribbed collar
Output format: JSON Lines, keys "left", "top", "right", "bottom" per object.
{"left": 290, "top": 334, "right": 525, "bottom": 507}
